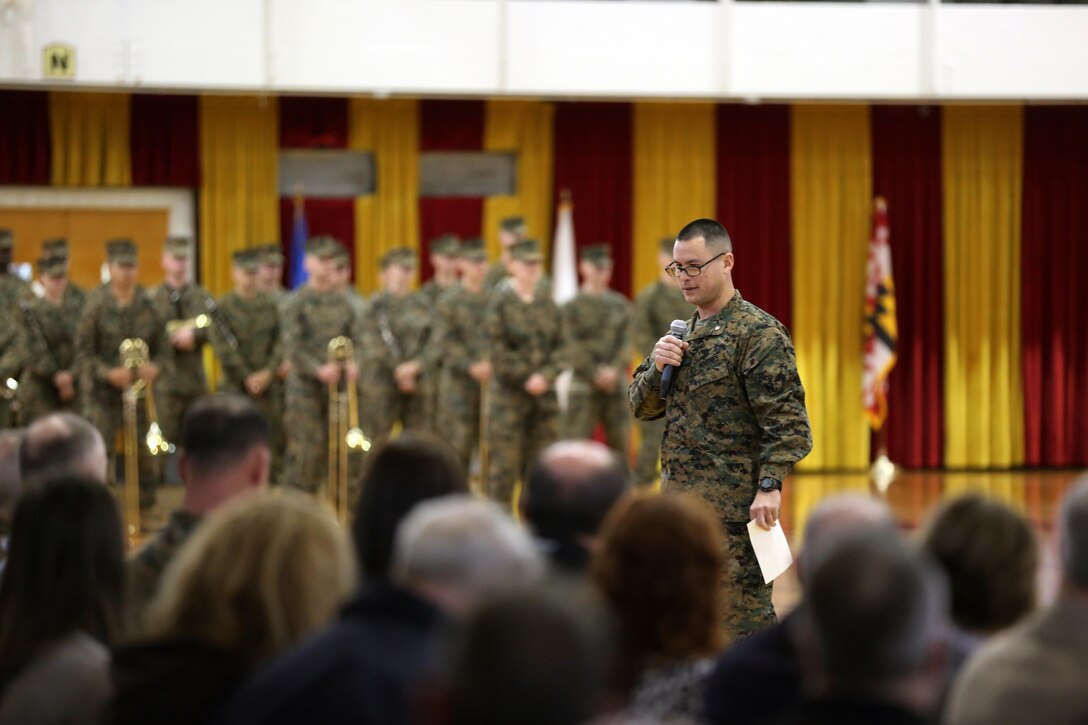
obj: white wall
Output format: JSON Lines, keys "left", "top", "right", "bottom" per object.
{"left": 0, "top": 0, "right": 1086, "bottom": 99}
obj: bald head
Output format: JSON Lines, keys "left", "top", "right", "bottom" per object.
{"left": 522, "top": 441, "right": 629, "bottom": 572}
{"left": 19, "top": 413, "right": 108, "bottom": 487}
{"left": 800, "top": 494, "right": 897, "bottom": 585}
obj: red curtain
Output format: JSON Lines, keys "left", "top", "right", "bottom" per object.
{"left": 871, "top": 106, "right": 945, "bottom": 469}
{"left": 418, "top": 100, "right": 486, "bottom": 283}
{"left": 0, "top": 91, "right": 51, "bottom": 184}
{"left": 1021, "top": 106, "right": 1088, "bottom": 467}
{"left": 716, "top": 104, "right": 792, "bottom": 330}
{"left": 279, "top": 97, "right": 348, "bottom": 149}
{"left": 553, "top": 102, "right": 633, "bottom": 297}
{"left": 130, "top": 94, "right": 199, "bottom": 187}
{"left": 278, "top": 197, "right": 356, "bottom": 280}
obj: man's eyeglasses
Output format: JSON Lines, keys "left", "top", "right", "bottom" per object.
{"left": 664, "top": 252, "right": 725, "bottom": 278}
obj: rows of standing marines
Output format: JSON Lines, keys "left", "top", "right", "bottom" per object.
{"left": 0, "top": 221, "right": 691, "bottom": 516}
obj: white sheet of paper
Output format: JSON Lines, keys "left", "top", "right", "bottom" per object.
{"left": 747, "top": 519, "right": 794, "bottom": 584}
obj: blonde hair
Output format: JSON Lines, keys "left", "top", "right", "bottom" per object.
{"left": 147, "top": 491, "right": 356, "bottom": 665}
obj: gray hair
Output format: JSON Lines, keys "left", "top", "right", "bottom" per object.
{"left": 1060, "top": 474, "right": 1088, "bottom": 589}
{"left": 393, "top": 495, "right": 544, "bottom": 600}
{"left": 801, "top": 493, "right": 897, "bottom": 586}
{"left": 19, "top": 413, "right": 107, "bottom": 487}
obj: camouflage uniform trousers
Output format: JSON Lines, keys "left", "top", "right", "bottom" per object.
{"left": 362, "top": 373, "right": 427, "bottom": 448}
{"left": 720, "top": 520, "right": 777, "bottom": 640}
{"left": 563, "top": 379, "right": 630, "bottom": 457}
{"left": 434, "top": 370, "right": 482, "bottom": 473}
{"left": 217, "top": 379, "right": 285, "bottom": 486}
{"left": 284, "top": 378, "right": 364, "bottom": 499}
{"left": 485, "top": 386, "right": 558, "bottom": 510}
{"left": 633, "top": 417, "right": 667, "bottom": 488}
{"left": 156, "top": 389, "right": 205, "bottom": 445}
{"left": 18, "top": 377, "right": 79, "bottom": 426}
{"left": 85, "top": 394, "right": 163, "bottom": 509}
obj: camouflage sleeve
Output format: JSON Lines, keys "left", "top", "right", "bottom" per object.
{"left": 629, "top": 355, "right": 666, "bottom": 421}
{"left": 432, "top": 295, "right": 468, "bottom": 373}
{"left": 351, "top": 299, "right": 369, "bottom": 370}
{"left": 74, "top": 300, "right": 111, "bottom": 383}
{"left": 22, "top": 307, "right": 58, "bottom": 378}
{"left": 267, "top": 314, "right": 284, "bottom": 372}
{"left": 485, "top": 297, "right": 533, "bottom": 388}
{"left": 609, "top": 297, "right": 633, "bottom": 371}
{"left": 281, "top": 297, "right": 323, "bottom": 376}
{"left": 538, "top": 305, "right": 563, "bottom": 384}
{"left": 560, "top": 301, "right": 596, "bottom": 380}
{"left": 0, "top": 319, "right": 24, "bottom": 379}
{"left": 149, "top": 304, "right": 173, "bottom": 373}
{"left": 210, "top": 298, "right": 251, "bottom": 382}
{"left": 741, "top": 325, "right": 813, "bottom": 482}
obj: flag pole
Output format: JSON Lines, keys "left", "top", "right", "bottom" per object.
{"left": 867, "top": 196, "right": 896, "bottom": 494}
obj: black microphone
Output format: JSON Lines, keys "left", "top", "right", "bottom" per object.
{"left": 659, "top": 319, "right": 688, "bottom": 400}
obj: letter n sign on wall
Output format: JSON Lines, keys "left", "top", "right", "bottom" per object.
{"left": 43, "top": 43, "right": 76, "bottom": 80}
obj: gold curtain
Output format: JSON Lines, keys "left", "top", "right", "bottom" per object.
{"left": 790, "top": 105, "right": 872, "bottom": 471}
{"left": 631, "top": 102, "right": 716, "bottom": 295}
{"left": 198, "top": 96, "right": 279, "bottom": 296}
{"left": 50, "top": 92, "right": 131, "bottom": 187}
{"left": 481, "top": 100, "right": 555, "bottom": 259}
{"left": 349, "top": 98, "right": 420, "bottom": 294}
{"left": 942, "top": 106, "right": 1024, "bottom": 469}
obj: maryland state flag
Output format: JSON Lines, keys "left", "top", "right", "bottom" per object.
{"left": 863, "top": 197, "right": 898, "bottom": 430}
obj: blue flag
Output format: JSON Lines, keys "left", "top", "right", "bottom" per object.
{"left": 289, "top": 196, "right": 309, "bottom": 289}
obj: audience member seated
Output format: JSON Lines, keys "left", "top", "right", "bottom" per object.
{"left": 704, "top": 494, "right": 896, "bottom": 725}
{"left": 591, "top": 492, "right": 725, "bottom": 722}
{"left": 521, "top": 440, "right": 630, "bottom": 573}
{"left": 920, "top": 494, "right": 1037, "bottom": 676}
{"left": 778, "top": 530, "right": 950, "bottom": 725}
{"left": 18, "top": 413, "right": 108, "bottom": 487}
{"left": 444, "top": 584, "right": 615, "bottom": 725}
{"left": 352, "top": 433, "right": 468, "bottom": 582}
{"left": 0, "top": 430, "right": 22, "bottom": 577}
{"left": 110, "top": 491, "right": 355, "bottom": 725}
{"left": 220, "top": 494, "right": 544, "bottom": 725}
{"left": 946, "top": 475, "right": 1088, "bottom": 725}
{"left": 128, "top": 394, "right": 270, "bottom": 616}
{"left": 0, "top": 476, "right": 126, "bottom": 725}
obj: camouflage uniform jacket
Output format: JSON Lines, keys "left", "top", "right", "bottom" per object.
{"left": 418, "top": 278, "right": 456, "bottom": 308}
{"left": 432, "top": 285, "right": 491, "bottom": 376}
{"left": 485, "top": 286, "right": 563, "bottom": 389}
{"left": 127, "top": 509, "right": 203, "bottom": 610}
{"left": 281, "top": 287, "right": 366, "bottom": 379}
{"left": 74, "top": 286, "right": 172, "bottom": 405}
{"left": 629, "top": 291, "right": 812, "bottom": 522}
{"left": 19, "top": 294, "right": 83, "bottom": 381}
{"left": 211, "top": 291, "right": 282, "bottom": 386}
{"left": 0, "top": 274, "right": 33, "bottom": 316}
{"left": 62, "top": 283, "right": 88, "bottom": 319}
{"left": 0, "top": 313, "right": 24, "bottom": 388}
{"left": 630, "top": 280, "right": 693, "bottom": 360}
{"left": 365, "top": 291, "right": 430, "bottom": 374}
{"left": 561, "top": 289, "right": 632, "bottom": 382}
{"left": 149, "top": 282, "right": 215, "bottom": 396}
{"left": 483, "top": 261, "right": 508, "bottom": 292}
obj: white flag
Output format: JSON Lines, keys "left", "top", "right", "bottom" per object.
{"left": 551, "top": 194, "right": 578, "bottom": 305}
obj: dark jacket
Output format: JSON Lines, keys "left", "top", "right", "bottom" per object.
{"left": 109, "top": 637, "right": 248, "bottom": 725}
{"left": 217, "top": 583, "right": 448, "bottom": 725}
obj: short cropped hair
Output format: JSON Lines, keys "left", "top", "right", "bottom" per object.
{"left": 393, "top": 495, "right": 543, "bottom": 600}
{"left": 921, "top": 494, "right": 1037, "bottom": 632}
{"left": 179, "top": 395, "right": 270, "bottom": 477}
{"left": 676, "top": 218, "right": 733, "bottom": 254}
{"left": 1060, "top": 475, "right": 1088, "bottom": 589}
{"left": 19, "top": 413, "right": 105, "bottom": 486}
{"left": 805, "top": 531, "right": 948, "bottom": 681}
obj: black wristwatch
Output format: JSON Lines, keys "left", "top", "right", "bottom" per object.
{"left": 758, "top": 477, "right": 782, "bottom": 493}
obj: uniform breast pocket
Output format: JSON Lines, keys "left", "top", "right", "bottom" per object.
{"left": 686, "top": 362, "right": 738, "bottom": 406}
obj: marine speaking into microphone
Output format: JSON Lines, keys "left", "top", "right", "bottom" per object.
{"left": 659, "top": 319, "right": 688, "bottom": 399}
{"left": 628, "top": 218, "right": 813, "bottom": 640}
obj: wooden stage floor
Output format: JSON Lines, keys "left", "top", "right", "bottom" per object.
{"left": 771, "top": 469, "right": 1084, "bottom": 616}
